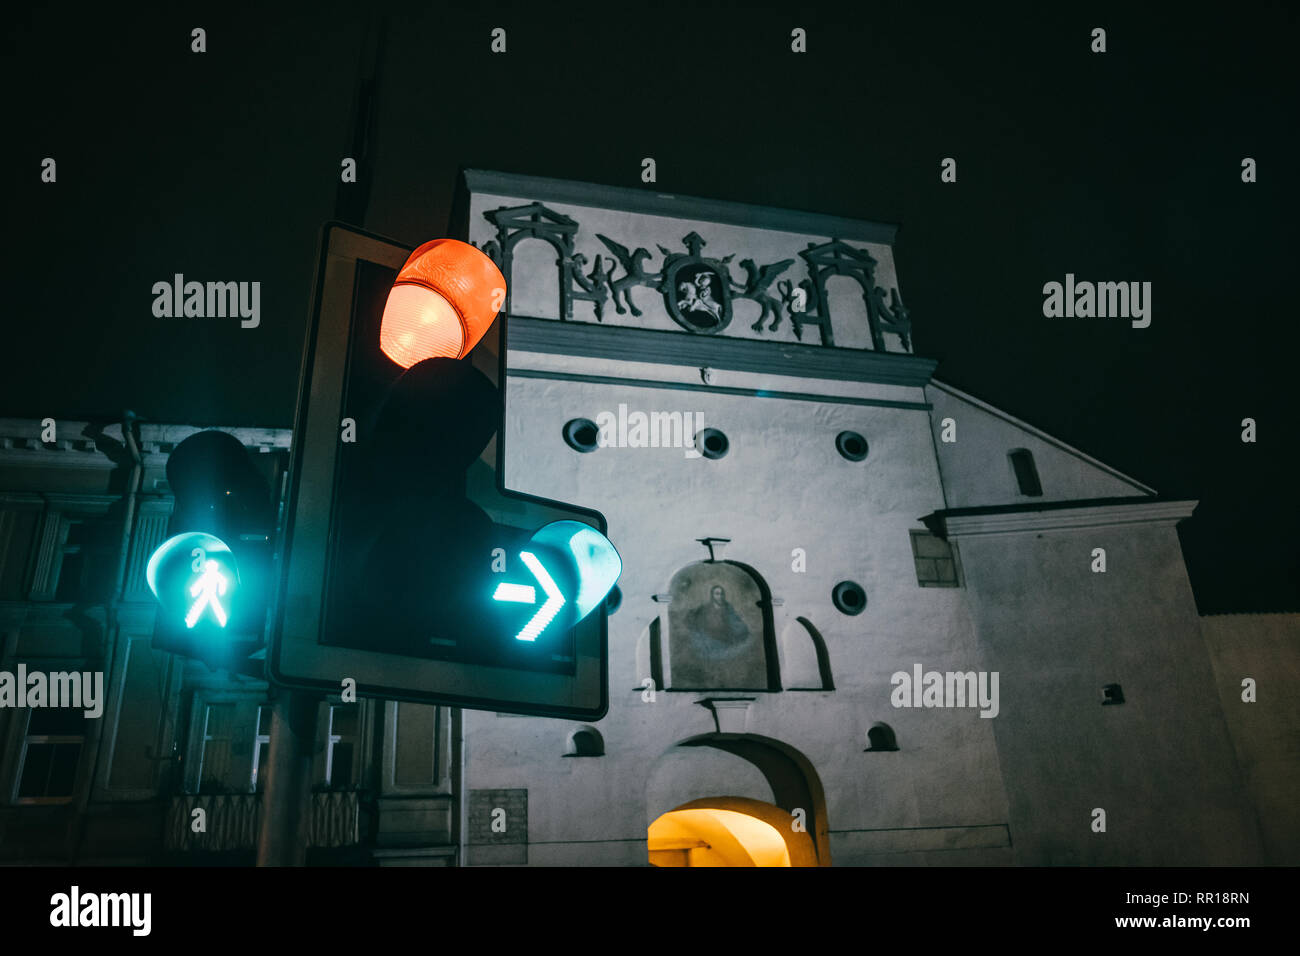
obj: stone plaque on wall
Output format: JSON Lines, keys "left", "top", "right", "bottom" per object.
{"left": 467, "top": 788, "right": 528, "bottom": 865}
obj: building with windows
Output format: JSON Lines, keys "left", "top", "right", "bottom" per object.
{"left": 1, "top": 171, "right": 1293, "bottom": 867}
{"left": 0, "top": 421, "right": 456, "bottom": 865}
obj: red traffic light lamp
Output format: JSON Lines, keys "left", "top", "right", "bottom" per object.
{"left": 379, "top": 238, "right": 505, "bottom": 367}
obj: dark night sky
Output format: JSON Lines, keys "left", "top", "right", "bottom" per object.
{"left": 3, "top": 2, "right": 1296, "bottom": 613}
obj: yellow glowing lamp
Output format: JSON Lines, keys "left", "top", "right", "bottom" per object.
{"left": 379, "top": 238, "right": 506, "bottom": 367}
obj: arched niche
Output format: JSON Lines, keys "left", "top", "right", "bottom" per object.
{"left": 865, "top": 722, "right": 899, "bottom": 752}
{"left": 507, "top": 236, "right": 562, "bottom": 320}
{"left": 823, "top": 273, "right": 874, "bottom": 350}
{"left": 634, "top": 617, "right": 664, "bottom": 696}
{"left": 564, "top": 726, "right": 604, "bottom": 757}
{"left": 779, "top": 616, "right": 834, "bottom": 690}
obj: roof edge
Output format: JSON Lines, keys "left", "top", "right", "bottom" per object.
{"left": 927, "top": 379, "right": 1157, "bottom": 496}
{"left": 923, "top": 497, "right": 1198, "bottom": 537}
{"left": 461, "top": 169, "right": 900, "bottom": 245}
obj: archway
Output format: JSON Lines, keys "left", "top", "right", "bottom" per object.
{"left": 644, "top": 734, "right": 831, "bottom": 866}
{"left": 649, "top": 802, "right": 792, "bottom": 867}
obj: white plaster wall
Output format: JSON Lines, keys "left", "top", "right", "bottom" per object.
{"left": 956, "top": 523, "right": 1263, "bottom": 865}
{"left": 1201, "top": 613, "right": 1300, "bottom": 864}
{"left": 926, "top": 383, "right": 1151, "bottom": 508}
{"left": 464, "top": 369, "right": 1013, "bottom": 864}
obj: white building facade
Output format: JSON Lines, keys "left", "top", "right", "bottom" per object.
{"left": 456, "top": 170, "right": 1266, "bottom": 866}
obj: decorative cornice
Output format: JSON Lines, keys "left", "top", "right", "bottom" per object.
{"left": 924, "top": 497, "right": 1197, "bottom": 538}
{"left": 0, "top": 492, "right": 43, "bottom": 509}
{"left": 0, "top": 420, "right": 291, "bottom": 472}
{"left": 463, "top": 169, "right": 900, "bottom": 245}
{"left": 40, "top": 493, "right": 117, "bottom": 512}
{"left": 509, "top": 368, "right": 931, "bottom": 411}
{"left": 506, "top": 316, "right": 937, "bottom": 387}
{"left": 1201, "top": 613, "right": 1300, "bottom": 621}
{"left": 1201, "top": 611, "right": 1300, "bottom": 618}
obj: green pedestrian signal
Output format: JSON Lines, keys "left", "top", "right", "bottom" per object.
{"left": 147, "top": 430, "right": 275, "bottom": 670}
{"left": 146, "top": 531, "right": 240, "bottom": 632}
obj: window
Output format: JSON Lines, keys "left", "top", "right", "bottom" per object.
{"left": 16, "top": 709, "right": 86, "bottom": 803}
{"left": 33, "top": 510, "right": 117, "bottom": 604}
{"left": 188, "top": 697, "right": 271, "bottom": 794}
{"left": 196, "top": 703, "right": 237, "bottom": 794}
{"left": 54, "top": 519, "right": 89, "bottom": 602}
{"left": 1008, "top": 448, "right": 1043, "bottom": 497}
{"left": 0, "top": 501, "right": 40, "bottom": 600}
{"left": 251, "top": 705, "right": 272, "bottom": 793}
{"left": 54, "top": 514, "right": 118, "bottom": 602}
{"left": 911, "top": 531, "right": 960, "bottom": 588}
{"left": 324, "top": 705, "right": 358, "bottom": 788}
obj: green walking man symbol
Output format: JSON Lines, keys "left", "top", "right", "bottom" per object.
{"left": 186, "top": 559, "right": 229, "bottom": 628}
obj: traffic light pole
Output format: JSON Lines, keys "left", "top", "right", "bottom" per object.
{"left": 255, "top": 688, "right": 321, "bottom": 866}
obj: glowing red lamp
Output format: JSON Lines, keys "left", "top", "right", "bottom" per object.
{"left": 380, "top": 238, "right": 506, "bottom": 367}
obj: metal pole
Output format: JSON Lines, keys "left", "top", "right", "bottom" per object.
{"left": 256, "top": 11, "right": 385, "bottom": 866}
{"left": 334, "top": 12, "right": 388, "bottom": 226}
{"left": 256, "top": 688, "right": 321, "bottom": 865}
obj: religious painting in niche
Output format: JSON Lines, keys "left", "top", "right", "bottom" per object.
{"left": 666, "top": 561, "right": 768, "bottom": 689}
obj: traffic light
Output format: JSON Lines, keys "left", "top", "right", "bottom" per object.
{"left": 147, "top": 429, "right": 275, "bottom": 669}
{"left": 270, "top": 224, "right": 619, "bottom": 718}
{"left": 330, "top": 353, "right": 619, "bottom": 670}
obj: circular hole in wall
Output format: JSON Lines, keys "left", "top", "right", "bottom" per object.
{"left": 832, "top": 580, "right": 867, "bottom": 615}
{"left": 563, "top": 418, "right": 600, "bottom": 453}
{"left": 836, "top": 431, "right": 869, "bottom": 462}
{"left": 695, "top": 427, "right": 729, "bottom": 460}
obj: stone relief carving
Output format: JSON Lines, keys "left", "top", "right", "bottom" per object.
{"left": 478, "top": 200, "right": 911, "bottom": 350}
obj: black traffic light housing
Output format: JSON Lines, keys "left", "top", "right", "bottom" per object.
{"left": 269, "top": 223, "right": 613, "bottom": 718}
{"left": 334, "top": 357, "right": 501, "bottom": 655}
{"left": 150, "top": 430, "right": 276, "bottom": 670}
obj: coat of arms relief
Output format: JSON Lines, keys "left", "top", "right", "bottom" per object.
{"left": 477, "top": 201, "right": 912, "bottom": 351}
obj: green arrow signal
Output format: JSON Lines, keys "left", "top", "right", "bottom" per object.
{"left": 492, "top": 550, "right": 566, "bottom": 642}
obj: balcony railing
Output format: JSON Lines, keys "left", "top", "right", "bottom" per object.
{"left": 165, "top": 791, "right": 361, "bottom": 852}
